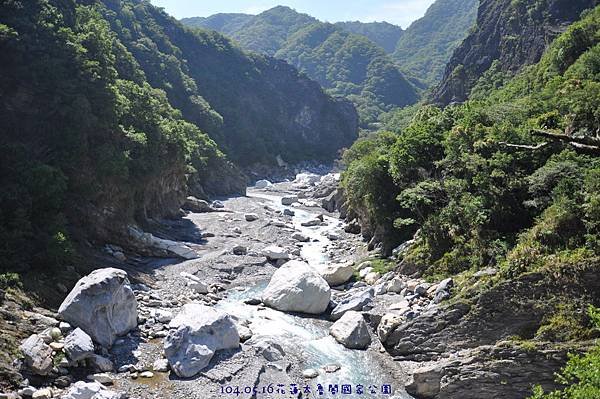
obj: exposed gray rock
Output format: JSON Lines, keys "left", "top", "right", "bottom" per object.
{"left": 281, "top": 196, "right": 299, "bottom": 206}
{"left": 262, "top": 260, "right": 331, "bottom": 314}
{"left": 330, "top": 288, "right": 374, "bottom": 320}
{"left": 19, "top": 334, "right": 53, "bottom": 376}
{"left": 329, "top": 311, "right": 371, "bottom": 349}
{"left": 261, "top": 246, "right": 290, "bottom": 261}
{"left": 61, "top": 381, "right": 124, "bottom": 399}
{"left": 319, "top": 263, "right": 354, "bottom": 287}
{"left": 244, "top": 213, "right": 259, "bottom": 222}
{"left": 183, "top": 196, "right": 213, "bottom": 213}
{"left": 378, "top": 313, "right": 405, "bottom": 342}
{"left": 164, "top": 304, "right": 239, "bottom": 378}
{"left": 255, "top": 180, "right": 272, "bottom": 189}
{"left": 232, "top": 245, "right": 248, "bottom": 255}
{"left": 292, "top": 232, "right": 310, "bottom": 242}
{"left": 58, "top": 268, "right": 138, "bottom": 348}
{"left": 64, "top": 328, "right": 94, "bottom": 362}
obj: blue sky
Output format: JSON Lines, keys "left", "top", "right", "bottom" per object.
{"left": 150, "top": 0, "right": 437, "bottom": 29}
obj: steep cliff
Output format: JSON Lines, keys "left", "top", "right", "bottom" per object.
{"left": 432, "top": 0, "right": 599, "bottom": 105}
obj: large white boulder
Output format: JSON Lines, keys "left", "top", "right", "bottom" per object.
{"left": 329, "top": 311, "right": 371, "bottom": 349}
{"left": 164, "top": 304, "right": 239, "bottom": 378}
{"left": 294, "top": 173, "right": 321, "bottom": 186}
{"left": 58, "top": 268, "right": 138, "bottom": 348}
{"left": 262, "top": 260, "right": 331, "bottom": 314}
{"left": 319, "top": 263, "right": 354, "bottom": 286}
{"left": 19, "top": 334, "right": 53, "bottom": 376}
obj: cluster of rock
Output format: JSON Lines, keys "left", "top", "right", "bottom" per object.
{"left": 15, "top": 268, "right": 137, "bottom": 398}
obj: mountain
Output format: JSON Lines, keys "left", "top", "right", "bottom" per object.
{"left": 392, "top": 0, "right": 478, "bottom": 86}
{"left": 276, "top": 23, "right": 418, "bottom": 123}
{"left": 340, "top": 3, "right": 600, "bottom": 397}
{"left": 180, "top": 13, "right": 253, "bottom": 36}
{"left": 0, "top": 0, "right": 358, "bottom": 277}
{"left": 182, "top": 6, "right": 419, "bottom": 126}
{"left": 333, "top": 21, "right": 404, "bottom": 53}
{"left": 432, "top": 0, "right": 599, "bottom": 105}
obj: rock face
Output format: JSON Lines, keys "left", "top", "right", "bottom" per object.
{"left": 19, "top": 334, "right": 53, "bottom": 376}
{"left": 58, "top": 268, "right": 138, "bottom": 348}
{"left": 164, "top": 304, "right": 239, "bottom": 378}
{"left": 319, "top": 263, "right": 354, "bottom": 286}
{"left": 432, "top": 0, "right": 598, "bottom": 105}
{"left": 64, "top": 328, "right": 95, "bottom": 362}
{"left": 330, "top": 288, "right": 374, "bottom": 320}
{"left": 329, "top": 311, "right": 371, "bottom": 349}
{"left": 262, "top": 260, "right": 331, "bottom": 314}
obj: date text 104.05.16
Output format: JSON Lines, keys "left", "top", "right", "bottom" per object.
{"left": 220, "top": 383, "right": 394, "bottom": 396}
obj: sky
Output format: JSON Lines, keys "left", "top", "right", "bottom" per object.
{"left": 150, "top": 0, "right": 437, "bottom": 29}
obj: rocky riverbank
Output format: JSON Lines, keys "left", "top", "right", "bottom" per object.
{"left": 3, "top": 173, "right": 526, "bottom": 399}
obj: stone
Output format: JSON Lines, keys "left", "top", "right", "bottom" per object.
{"left": 31, "top": 389, "right": 51, "bottom": 399}
{"left": 319, "top": 263, "right": 354, "bottom": 287}
{"left": 164, "top": 304, "right": 239, "bottom": 378}
{"left": 405, "top": 365, "right": 443, "bottom": 399}
{"left": 58, "top": 268, "right": 138, "bottom": 348}
{"left": 262, "top": 260, "right": 331, "bottom": 314}
{"left": 64, "top": 328, "right": 95, "bottom": 362}
{"left": 90, "top": 355, "right": 113, "bottom": 372}
{"left": 291, "top": 232, "right": 310, "bottom": 242}
{"left": 364, "top": 272, "right": 381, "bottom": 285}
{"left": 255, "top": 180, "right": 272, "bottom": 189}
{"left": 261, "top": 246, "right": 290, "bottom": 261}
{"left": 356, "top": 261, "right": 372, "bottom": 271}
{"left": 330, "top": 288, "right": 374, "bottom": 320}
{"left": 283, "top": 209, "right": 295, "bottom": 217}
{"left": 88, "top": 373, "right": 114, "bottom": 385}
{"left": 49, "top": 342, "right": 64, "bottom": 351}
{"left": 473, "top": 267, "right": 498, "bottom": 278}
{"left": 323, "top": 363, "right": 341, "bottom": 373}
{"left": 327, "top": 233, "right": 340, "bottom": 241}
{"left": 329, "top": 311, "right": 371, "bottom": 349}
{"left": 435, "top": 278, "right": 454, "bottom": 294}
{"left": 281, "top": 196, "right": 299, "bottom": 206}
{"left": 212, "top": 200, "right": 225, "bottom": 209}
{"left": 61, "top": 381, "right": 123, "bottom": 399}
{"left": 344, "top": 220, "right": 361, "bottom": 234}
{"left": 302, "top": 368, "right": 319, "bottom": 378}
{"left": 378, "top": 313, "right": 404, "bottom": 342}
{"left": 237, "top": 325, "right": 253, "bottom": 342}
{"left": 415, "top": 283, "right": 430, "bottom": 296}
{"left": 153, "top": 358, "right": 169, "bottom": 372}
{"left": 19, "top": 387, "right": 37, "bottom": 397}
{"left": 19, "top": 334, "right": 53, "bottom": 376}
{"left": 244, "top": 213, "right": 259, "bottom": 222}
{"left": 139, "top": 371, "right": 154, "bottom": 378}
{"left": 358, "top": 267, "right": 373, "bottom": 279}
{"left": 385, "top": 277, "right": 405, "bottom": 294}
{"left": 301, "top": 219, "right": 321, "bottom": 227}
{"left": 389, "top": 298, "right": 410, "bottom": 311}
{"left": 49, "top": 327, "right": 62, "bottom": 341}
{"left": 154, "top": 309, "right": 174, "bottom": 323}
{"left": 232, "top": 246, "right": 247, "bottom": 255}
{"left": 248, "top": 337, "right": 285, "bottom": 361}
{"left": 183, "top": 196, "right": 212, "bottom": 213}
{"left": 59, "top": 322, "right": 72, "bottom": 334}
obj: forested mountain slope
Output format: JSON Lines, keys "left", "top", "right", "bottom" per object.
{"left": 181, "top": 6, "right": 418, "bottom": 126}
{"left": 333, "top": 21, "right": 404, "bottom": 53}
{"left": 432, "top": 0, "right": 599, "bottom": 104}
{"left": 341, "top": 4, "right": 600, "bottom": 396}
{"left": 180, "top": 13, "right": 253, "bottom": 36}
{"left": 392, "top": 0, "right": 478, "bottom": 86}
{"left": 0, "top": 0, "right": 357, "bottom": 277}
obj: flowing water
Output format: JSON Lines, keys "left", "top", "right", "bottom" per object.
{"left": 217, "top": 190, "right": 412, "bottom": 398}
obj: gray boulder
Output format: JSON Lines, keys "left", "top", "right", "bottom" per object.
{"left": 19, "top": 334, "right": 53, "bottom": 376}
{"left": 255, "top": 180, "right": 272, "bottom": 189}
{"left": 319, "top": 263, "right": 354, "bottom": 286}
{"left": 183, "top": 196, "right": 212, "bottom": 213}
{"left": 164, "top": 304, "right": 239, "bottom": 378}
{"left": 61, "top": 381, "right": 124, "bottom": 399}
{"left": 281, "top": 196, "right": 299, "bottom": 206}
{"left": 262, "top": 260, "right": 331, "bottom": 314}
{"left": 329, "top": 311, "right": 371, "bottom": 349}
{"left": 58, "top": 268, "right": 138, "bottom": 348}
{"left": 64, "top": 328, "right": 94, "bottom": 362}
{"left": 330, "top": 288, "right": 374, "bottom": 320}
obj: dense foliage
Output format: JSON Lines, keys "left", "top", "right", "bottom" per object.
{"left": 181, "top": 6, "right": 419, "bottom": 127}
{"left": 341, "top": 5, "right": 600, "bottom": 278}
{"left": 333, "top": 21, "right": 404, "bottom": 53}
{"left": 530, "top": 306, "right": 600, "bottom": 399}
{"left": 392, "top": 0, "right": 478, "bottom": 86}
{"left": 0, "top": 0, "right": 224, "bottom": 272}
